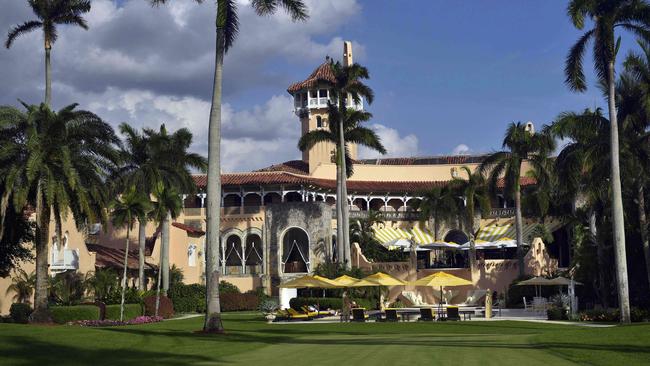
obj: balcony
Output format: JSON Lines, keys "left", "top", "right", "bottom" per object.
{"left": 51, "top": 249, "right": 79, "bottom": 273}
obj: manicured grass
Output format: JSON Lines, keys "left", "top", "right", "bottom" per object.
{"left": 1, "top": 312, "right": 649, "bottom": 365}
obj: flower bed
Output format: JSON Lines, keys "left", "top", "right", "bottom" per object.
{"left": 72, "top": 315, "right": 163, "bottom": 327}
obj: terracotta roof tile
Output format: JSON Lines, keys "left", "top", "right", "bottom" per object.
{"left": 172, "top": 222, "right": 205, "bottom": 235}
{"left": 86, "top": 243, "right": 157, "bottom": 271}
{"left": 255, "top": 160, "right": 309, "bottom": 175}
{"left": 358, "top": 155, "right": 488, "bottom": 166}
{"left": 287, "top": 61, "right": 336, "bottom": 93}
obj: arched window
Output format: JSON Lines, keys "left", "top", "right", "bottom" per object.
{"left": 444, "top": 230, "right": 469, "bottom": 244}
{"left": 316, "top": 116, "right": 323, "bottom": 128}
{"left": 282, "top": 228, "right": 309, "bottom": 273}
{"left": 245, "top": 234, "right": 263, "bottom": 274}
{"left": 222, "top": 234, "right": 243, "bottom": 275}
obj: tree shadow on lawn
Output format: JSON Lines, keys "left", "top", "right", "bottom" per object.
{"left": 100, "top": 326, "right": 650, "bottom": 359}
{"left": 0, "top": 336, "right": 215, "bottom": 366}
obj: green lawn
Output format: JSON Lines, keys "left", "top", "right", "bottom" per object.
{"left": 1, "top": 313, "right": 649, "bottom": 365}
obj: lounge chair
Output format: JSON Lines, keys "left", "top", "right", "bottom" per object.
{"left": 301, "top": 306, "right": 319, "bottom": 318}
{"left": 418, "top": 307, "right": 435, "bottom": 321}
{"left": 385, "top": 308, "right": 399, "bottom": 322}
{"left": 286, "top": 308, "right": 310, "bottom": 320}
{"left": 351, "top": 308, "right": 369, "bottom": 322}
{"left": 445, "top": 306, "right": 461, "bottom": 321}
{"left": 309, "top": 305, "right": 333, "bottom": 317}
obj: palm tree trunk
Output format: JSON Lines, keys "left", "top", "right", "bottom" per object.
{"left": 336, "top": 162, "right": 344, "bottom": 264}
{"left": 514, "top": 186, "right": 525, "bottom": 277}
{"left": 0, "top": 189, "right": 10, "bottom": 242}
{"left": 338, "top": 123, "right": 351, "bottom": 269}
{"left": 162, "top": 211, "right": 170, "bottom": 293}
{"left": 204, "top": 24, "right": 224, "bottom": 333}
{"left": 45, "top": 41, "right": 51, "bottom": 106}
{"left": 468, "top": 209, "right": 476, "bottom": 272}
{"left": 607, "top": 60, "right": 630, "bottom": 323}
{"left": 590, "top": 209, "right": 608, "bottom": 308}
{"left": 120, "top": 227, "right": 130, "bottom": 322}
{"left": 155, "top": 232, "right": 162, "bottom": 317}
{"left": 30, "top": 182, "right": 52, "bottom": 323}
{"left": 138, "top": 218, "right": 146, "bottom": 291}
{"left": 637, "top": 184, "right": 650, "bottom": 289}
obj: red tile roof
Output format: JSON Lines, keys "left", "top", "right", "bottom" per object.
{"left": 287, "top": 61, "right": 336, "bottom": 93}
{"left": 172, "top": 222, "right": 205, "bottom": 235}
{"left": 358, "top": 155, "right": 488, "bottom": 166}
{"left": 86, "top": 243, "right": 157, "bottom": 271}
{"left": 255, "top": 160, "right": 309, "bottom": 175}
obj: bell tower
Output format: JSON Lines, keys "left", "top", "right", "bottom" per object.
{"left": 287, "top": 41, "right": 362, "bottom": 174}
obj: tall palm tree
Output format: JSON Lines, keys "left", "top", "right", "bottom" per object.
{"left": 449, "top": 166, "right": 490, "bottom": 271}
{"left": 551, "top": 108, "right": 613, "bottom": 306}
{"left": 145, "top": 124, "right": 206, "bottom": 294}
{"left": 150, "top": 0, "right": 308, "bottom": 334}
{"left": 298, "top": 104, "right": 386, "bottom": 268}
{"left": 0, "top": 102, "right": 118, "bottom": 322}
{"left": 110, "top": 186, "right": 150, "bottom": 322}
{"left": 6, "top": 268, "right": 36, "bottom": 304}
{"left": 5, "top": 0, "right": 91, "bottom": 106}
{"left": 621, "top": 44, "right": 650, "bottom": 287}
{"left": 329, "top": 61, "right": 375, "bottom": 268}
{"left": 479, "top": 122, "right": 554, "bottom": 277}
{"left": 564, "top": 0, "right": 650, "bottom": 323}
{"left": 410, "top": 185, "right": 458, "bottom": 242}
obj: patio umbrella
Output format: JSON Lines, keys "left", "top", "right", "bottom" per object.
{"left": 363, "top": 272, "right": 407, "bottom": 286}
{"left": 332, "top": 275, "right": 377, "bottom": 287}
{"left": 547, "top": 276, "right": 583, "bottom": 286}
{"left": 279, "top": 275, "right": 342, "bottom": 289}
{"left": 411, "top": 271, "right": 473, "bottom": 315}
{"left": 516, "top": 276, "right": 554, "bottom": 297}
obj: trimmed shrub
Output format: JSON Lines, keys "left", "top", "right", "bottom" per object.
{"left": 219, "top": 281, "right": 240, "bottom": 294}
{"left": 578, "top": 308, "right": 648, "bottom": 323}
{"left": 220, "top": 293, "right": 259, "bottom": 311}
{"left": 547, "top": 307, "right": 568, "bottom": 321}
{"left": 289, "top": 297, "right": 375, "bottom": 311}
{"left": 104, "top": 304, "right": 143, "bottom": 321}
{"left": 143, "top": 295, "right": 174, "bottom": 319}
{"left": 9, "top": 303, "right": 32, "bottom": 324}
{"left": 51, "top": 305, "right": 100, "bottom": 324}
{"left": 168, "top": 283, "right": 206, "bottom": 313}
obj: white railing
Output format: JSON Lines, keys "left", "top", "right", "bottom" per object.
{"left": 51, "top": 248, "right": 79, "bottom": 272}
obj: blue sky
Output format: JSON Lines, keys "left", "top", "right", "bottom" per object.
{"left": 0, "top": 0, "right": 640, "bottom": 170}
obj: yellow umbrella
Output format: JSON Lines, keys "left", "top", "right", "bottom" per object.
{"left": 411, "top": 271, "right": 473, "bottom": 313}
{"left": 363, "top": 272, "right": 407, "bottom": 286}
{"left": 279, "top": 275, "right": 342, "bottom": 289}
{"left": 332, "top": 275, "right": 377, "bottom": 287}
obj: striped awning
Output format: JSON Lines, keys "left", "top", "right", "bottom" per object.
{"left": 373, "top": 227, "right": 413, "bottom": 246}
{"left": 373, "top": 227, "right": 462, "bottom": 250}
{"left": 475, "top": 219, "right": 563, "bottom": 245}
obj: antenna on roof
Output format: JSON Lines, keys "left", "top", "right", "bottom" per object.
{"left": 325, "top": 55, "right": 330, "bottom": 62}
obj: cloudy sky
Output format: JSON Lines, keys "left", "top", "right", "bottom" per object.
{"left": 1, "top": 1, "right": 616, "bottom": 172}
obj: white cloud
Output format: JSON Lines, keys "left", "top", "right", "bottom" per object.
{"left": 358, "top": 124, "right": 419, "bottom": 159}
{"left": 451, "top": 144, "right": 472, "bottom": 155}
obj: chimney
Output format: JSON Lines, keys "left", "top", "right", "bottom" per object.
{"left": 343, "top": 41, "right": 353, "bottom": 66}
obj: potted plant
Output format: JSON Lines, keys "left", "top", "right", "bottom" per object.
{"left": 259, "top": 299, "right": 280, "bottom": 323}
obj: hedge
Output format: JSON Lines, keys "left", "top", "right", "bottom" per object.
{"left": 289, "top": 297, "right": 375, "bottom": 311}
{"left": 579, "top": 307, "right": 649, "bottom": 322}
{"left": 220, "top": 293, "right": 259, "bottom": 311}
{"left": 9, "top": 303, "right": 32, "bottom": 324}
{"left": 104, "top": 304, "right": 143, "bottom": 321}
{"left": 168, "top": 283, "right": 206, "bottom": 313}
{"left": 51, "top": 305, "right": 101, "bottom": 324}
{"left": 143, "top": 295, "right": 174, "bottom": 319}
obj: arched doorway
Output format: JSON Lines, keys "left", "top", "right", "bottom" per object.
{"left": 222, "top": 234, "right": 243, "bottom": 275}
{"left": 245, "top": 233, "right": 263, "bottom": 274}
{"left": 282, "top": 228, "right": 309, "bottom": 273}
{"left": 444, "top": 230, "right": 469, "bottom": 244}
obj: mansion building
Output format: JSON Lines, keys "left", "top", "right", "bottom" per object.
{"left": 0, "top": 42, "right": 566, "bottom": 314}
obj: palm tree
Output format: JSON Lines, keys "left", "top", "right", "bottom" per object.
{"left": 621, "top": 44, "right": 650, "bottom": 288}
{"left": 564, "top": 0, "right": 650, "bottom": 323}
{"left": 150, "top": 0, "right": 309, "bottom": 334}
{"left": 410, "top": 186, "right": 458, "bottom": 241}
{"left": 479, "top": 122, "right": 554, "bottom": 277}
{"left": 111, "top": 186, "right": 150, "bottom": 322}
{"left": 5, "top": 0, "right": 91, "bottom": 106}
{"left": 0, "top": 102, "right": 118, "bottom": 322}
{"left": 145, "top": 124, "right": 206, "bottom": 294}
{"left": 150, "top": 182, "right": 182, "bottom": 316}
{"left": 298, "top": 103, "right": 386, "bottom": 268}
{"left": 83, "top": 268, "right": 119, "bottom": 302}
{"left": 449, "top": 166, "right": 490, "bottom": 271}
{"left": 6, "top": 268, "right": 36, "bottom": 304}
{"left": 329, "top": 61, "right": 375, "bottom": 268}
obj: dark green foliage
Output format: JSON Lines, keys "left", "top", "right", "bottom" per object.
{"left": 219, "top": 280, "right": 240, "bottom": 294}
{"left": 104, "top": 304, "right": 143, "bottom": 321}
{"left": 9, "top": 303, "right": 32, "bottom": 324}
{"left": 168, "top": 283, "right": 206, "bottom": 313}
{"left": 49, "top": 271, "right": 86, "bottom": 306}
{"left": 50, "top": 305, "right": 100, "bottom": 324}
{"left": 220, "top": 293, "right": 260, "bottom": 311}
{"left": 0, "top": 199, "right": 34, "bottom": 278}
{"left": 579, "top": 307, "right": 649, "bottom": 323}
{"left": 143, "top": 295, "right": 173, "bottom": 318}
{"left": 289, "top": 297, "right": 374, "bottom": 311}
{"left": 547, "top": 307, "right": 568, "bottom": 321}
